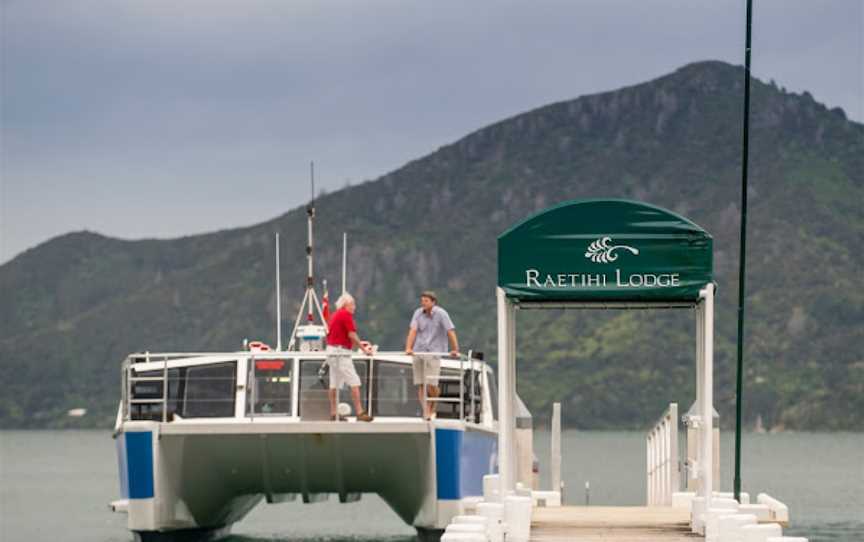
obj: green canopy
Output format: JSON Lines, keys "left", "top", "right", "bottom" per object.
{"left": 497, "top": 199, "right": 713, "bottom": 303}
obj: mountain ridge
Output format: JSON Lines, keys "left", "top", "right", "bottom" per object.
{"left": 2, "top": 60, "right": 862, "bottom": 430}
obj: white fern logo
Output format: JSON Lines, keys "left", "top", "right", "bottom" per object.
{"left": 585, "top": 236, "right": 639, "bottom": 263}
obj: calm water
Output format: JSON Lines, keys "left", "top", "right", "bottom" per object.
{"left": 0, "top": 430, "right": 861, "bottom": 541}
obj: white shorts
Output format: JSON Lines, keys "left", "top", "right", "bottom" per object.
{"left": 326, "top": 346, "right": 361, "bottom": 390}
{"left": 412, "top": 354, "right": 441, "bottom": 386}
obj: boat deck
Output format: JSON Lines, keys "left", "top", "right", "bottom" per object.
{"left": 530, "top": 506, "right": 697, "bottom": 541}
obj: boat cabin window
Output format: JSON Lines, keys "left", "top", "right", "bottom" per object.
{"left": 371, "top": 360, "right": 422, "bottom": 417}
{"left": 128, "top": 361, "right": 237, "bottom": 420}
{"left": 129, "top": 368, "right": 182, "bottom": 421}
{"left": 183, "top": 362, "right": 236, "bottom": 418}
{"left": 298, "top": 358, "right": 369, "bottom": 419}
{"left": 248, "top": 357, "right": 293, "bottom": 415}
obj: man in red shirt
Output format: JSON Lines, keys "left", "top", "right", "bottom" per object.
{"left": 326, "top": 293, "right": 374, "bottom": 422}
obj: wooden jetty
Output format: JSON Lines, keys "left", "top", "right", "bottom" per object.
{"left": 530, "top": 506, "right": 696, "bottom": 541}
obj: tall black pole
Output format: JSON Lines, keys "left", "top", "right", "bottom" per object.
{"left": 734, "top": 0, "right": 754, "bottom": 503}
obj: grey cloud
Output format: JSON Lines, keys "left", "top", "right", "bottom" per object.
{"left": 2, "top": 0, "right": 861, "bottom": 262}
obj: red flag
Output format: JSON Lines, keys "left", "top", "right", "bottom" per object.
{"left": 322, "top": 283, "right": 330, "bottom": 323}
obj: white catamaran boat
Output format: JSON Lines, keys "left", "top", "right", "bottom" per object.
{"left": 112, "top": 348, "right": 502, "bottom": 541}
{"left": 111, "top": 174, "right": 521, "bottom": 541}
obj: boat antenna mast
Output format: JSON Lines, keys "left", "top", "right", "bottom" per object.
{"left": 342, "top": 232, "right": 348, "bottom": 295}
{"left": 275, "top": 232, "right": 282, "bottom": 350}
{"left": 287, "top": 161, "right": 330, "bottom": 351}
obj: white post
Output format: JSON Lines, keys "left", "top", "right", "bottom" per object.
{"left": 645, "top": 432, "right": 654, "bottom": 506}
{"left": 496, "top": 287, "right": 516, "bottom": 494}
{"left": 670, "top": 402, "right": 679, "bottom": 498}
{"left": 551, "top": 402, "right": 562, "bottom": 496}
{"left": 341, "top": 232, "right": 348, "bottom": 295}
{"left": 647, "top": 431, "right": 654, "bottom": 505}
{"left": 275, "top": 233, "right": 282, "bottom": 351}
{"left": 691, "top": 303, "right": 704, "bottom": 494}
{"left": 700, "top": 284, "right": 715, "bottom": 507}
{"left": 696, "top": 307, "right": 704, "bottom": 414}
{"left": 655, "top": 429, "right": 660, "bottom": 504}
{"left": 653, "top": 430, "right": 659, "bottom": 504}
{"left": 660, "top": 424, "right": 672, "bottom": 506}
{"left": 507, "top": 298, "right": 517, "bottom": 492}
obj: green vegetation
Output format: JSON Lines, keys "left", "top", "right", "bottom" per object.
{"left": 1, "top": 61, "right": 862, "bottom": 430}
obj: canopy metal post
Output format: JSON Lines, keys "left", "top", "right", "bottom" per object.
{"left": 700, "top": 283, "right": 715, "bottom": 507}
{"left": 734, "top": 0, "right": 754, "bottom": 503}
{"left": 507, "top": 297, "right": 517, "bottom": 490}
{"left": 696, "top": 306, "right": 704, "bottom": 413}
{"left": 496, "top": 287, "right": 517, "bottom": 493}
{"left": 551, "top": 402, "right": 562, "bottom": 495}
{"left": 689, "top": 303, "right": 704, "bottom": 493}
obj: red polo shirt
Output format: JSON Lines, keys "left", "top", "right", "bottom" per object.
{"left": 327, "top": 308, "right": 356, "bottom": 349}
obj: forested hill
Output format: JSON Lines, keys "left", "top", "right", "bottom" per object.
{"left": 2, "top": 60, "right": 862, "bottom": 430}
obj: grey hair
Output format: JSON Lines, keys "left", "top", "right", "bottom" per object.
{"left": 335, "top": 293, "right": 355, "bottom": 310}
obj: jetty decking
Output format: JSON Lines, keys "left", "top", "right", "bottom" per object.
{"left": 530, "top": 506, "right": 696, "bottom": 541}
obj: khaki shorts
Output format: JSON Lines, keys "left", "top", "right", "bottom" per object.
{"left": 412, "top": 354, "right": 441, "bottom": 386}
{"left": 326, "top": 346, "right": 361, "bottom": 390}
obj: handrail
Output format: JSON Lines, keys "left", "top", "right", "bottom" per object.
{"left": 124, "top": 352, "right": 170, "bottom": 422}
{"left": 161, "top": 355, "right": 168, "bottom": 423}
{"left": 468, "top": 349, "right": 475, "bottom": 422}
{"left": 646, "top": 402, "right": 679, "bottom": 506}
{"left": 122, "top": 351, "right": 486, "bottom": 424}
{"left": 418, "top": 351, "right": 479, "bottom": 423}
{"left": 126, "top": 350, "right": 475, "bottom": 362}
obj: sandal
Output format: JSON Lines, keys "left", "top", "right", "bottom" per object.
{"left": 356, "top": 411, "right": 374, "bottom": 422}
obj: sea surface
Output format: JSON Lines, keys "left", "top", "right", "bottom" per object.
{"left": 0, "top": 430, "right": 861, "bottom": 541}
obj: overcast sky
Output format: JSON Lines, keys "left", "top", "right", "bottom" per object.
{"left": 2, "top": 0, "right": 861, "bottom": 263}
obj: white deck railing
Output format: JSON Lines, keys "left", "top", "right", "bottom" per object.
{"left": 646, "top": 402, "right": 679, "bottom": 506}
{"left": 123, "top": 351, "right": 486, "bottom": 424}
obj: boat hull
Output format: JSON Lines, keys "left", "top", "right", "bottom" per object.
{"left": 115, "top": 420, "right": 496, "bottom": 538}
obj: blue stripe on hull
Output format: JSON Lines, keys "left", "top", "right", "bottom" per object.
{"left": 125, "top": 432, "right": 155, "bottom": 499}
{"left": 435, "top": 428, "right": 463, "bottom": 500}
{"left": 435, "top": 428, "right": 497, "bottom": 500}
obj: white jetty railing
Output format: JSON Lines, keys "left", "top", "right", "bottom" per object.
{"left": 646, "top": 402, "right": 679, "bottom": 506}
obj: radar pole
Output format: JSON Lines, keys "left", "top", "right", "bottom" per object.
{"left": 287, "top": 161, "right": 329, "bottom": 350}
